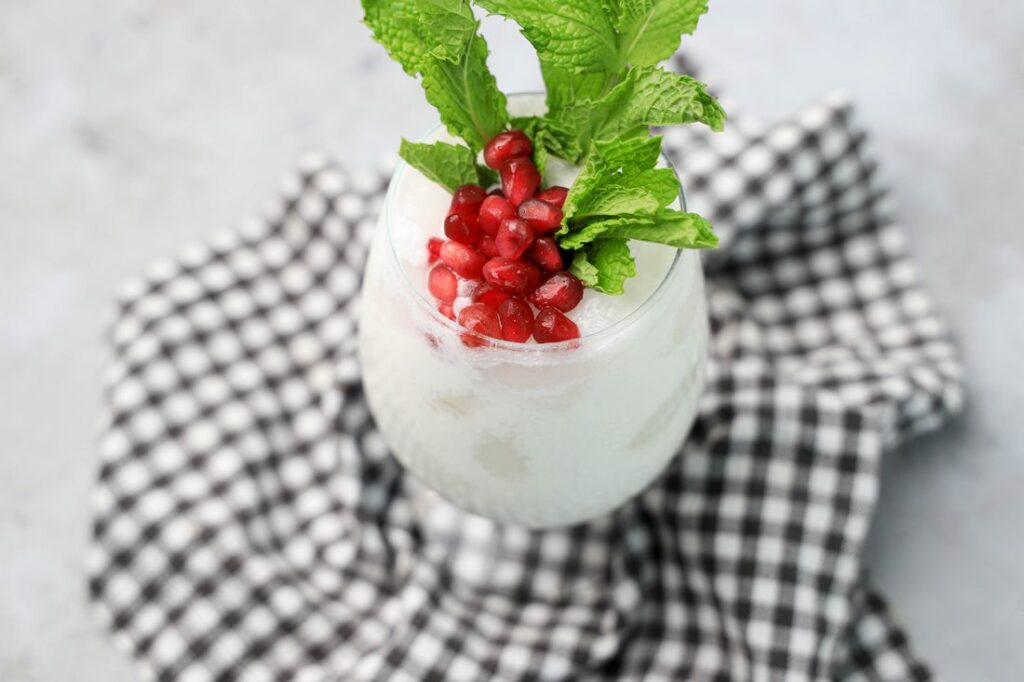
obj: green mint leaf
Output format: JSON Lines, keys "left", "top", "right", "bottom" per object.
{"left": 569, "top": 249, "right": 599, "bottom": 287}
{"left": 565, "top": 209, "right": 718, "bottom": 250}
{"left": 614, "top": 0, "right": 709, "bottom": 66}
{"left": 560, "top": 213, "right": 647, "bottom": 248}
{"left": 362, "top": 0, "right": 478, "bottom": 75}
{"left": 553, "top": 66, "right": 725, "bottom": 154}
{"left": 399, "top": 138, "right": 480, "bottom": 192}
{"left": 573, "top": 183, "right": 662, "bottom": 217}
{"left": 607, "top": 66, "right": 725, "bottom": 134}
{"left": 592, "top": 135, "right": 663, "bottom": 173}
{"left": 606, "top": 168, "right": 681, "bottom": 207}
{"left": 511, "top": 116, "right": 584, "bottom": 164}
{"left": 559, "top": 150, "right": 608, "bottom": 228}
{"left": 571, "top": 239, "right": 636, "bottom": 294}
{"left": 602, "top": 209, "right": 719, "bottom": 248}
{"left": 420, "top": 35, "right": 509, "bottom": 151}
{"left": 560, "top": 135, "right": 675, "bottom": 225}
{"left": 477, "top": 164, "right": 499, "bottom": 188}
{"left": 475, "top": 0, "right": 619, "bottom": 74}
{"left": 540, "top": 60, "right": 608, "bottom": 114}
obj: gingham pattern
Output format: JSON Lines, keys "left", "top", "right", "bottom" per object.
{"left": 88, "top": 93, "right": 962, "bottom": 681}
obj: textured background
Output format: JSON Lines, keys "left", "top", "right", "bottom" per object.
{"left": 1, "top": 1, "right": 1022, "bottom": 680}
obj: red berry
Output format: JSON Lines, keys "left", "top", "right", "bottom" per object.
{"left": 478, "top": 195, "right": 516, "bottom": 236}
{"left": 458, "top": 303, "right": 502, "bottom": 340}
{"left": 428, "top": 264, "right": 457, "bottom": 304}
{"left": 473, "top": 284, "right": 510, "bottom": 308}
{"left": 517, "top": 198, "right": 562, "bottom": 234}
{"left": 444, "top": 212, "right": 479, "bottom": 245}
{"left": 484, "top": 130, "right": 533, "bottom": 170}
{"left": 450, "top": 184, "right": 486, "bottom": 215}
{"left": 438, "top": 303, "right": 455, "bottom": 320}
{"left": 533, "top": 306, "right": 580, "bottom": 343}
{"left": 500, "top": 157, "right": 541, "bottom": 207}
{"left": 536, "top": 186, "right": 569, "bottom": 209}
{"left": 476, "top": 234, "right": 500, "bottom": 258}
{"left": 498, "top": 298, "right": 534, "bottom": 343}
{"left": 439, "top": 241, "right": 486, "bottom": 280}
{"left": 482, "top": 257, "right": 535, "bottom": 295}
{"left": 526, "top": 236, "right": 563, "bottom": 273}
{"left": 496, "top": 218, "right": 534, "bottom": 260}
{"left": 529, "top": 271, "right": 584, "bottom": 312}
{"left": 427, "top": 237, "right": 443, "bottom": 264}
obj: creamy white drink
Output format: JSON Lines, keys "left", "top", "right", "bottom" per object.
{"left": 358, "top": 97, "right": 709, "bottom": 527}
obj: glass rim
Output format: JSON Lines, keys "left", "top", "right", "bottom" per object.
{"left": 384, "top": 94, "right": 689, "bottom": 352}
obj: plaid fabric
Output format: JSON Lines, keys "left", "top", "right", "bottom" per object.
{"left": 87, "top": 90, "right": 962, "bottom": 681}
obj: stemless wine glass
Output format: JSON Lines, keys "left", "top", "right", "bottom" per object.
{"left": 358, "top": 95, "right": 709, "bottom": 528}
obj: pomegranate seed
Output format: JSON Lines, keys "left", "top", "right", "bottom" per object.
{"left": 496, "top": 218, "right": 534, "bottom": 260}
{"left": 428, "top": 264, "right": 457, "bottom": 304}
{"left": 439, "top": 241, "right": 486, "bottom": 279}
{"left": 526, "top": 236, "right": 563, "bottom": 272}
{"left": 517, "top": 198, "right": 562, "bottom": 234}
{"left": 500, "top": 157, "right": 541, "bottom": 206}
{"left": 478, "top": 195, "right": 516, "bottom": 236}
{"left": 476, "top": 234, "right": 500, "bottom": 258}
{"left": 536, "top": 186, "right": 569, "bottom": 209}
{"left": 482, "top": 257, "right": 535, "bottom": 295}
{"left": 533, "top": 306, "right": 580, "bottom": 343}
{"left": 458, "top": 303, "right": 502, "bottom": 340}
{"left": 473, "top": 284, "right": 510, "bottom": 308}
{"left": 529, "top": 271, "right": 584, "bottom": 312}
{"left": 484, "top": 130, "right": 533, "bottom": 169}
{"left": 523, "top": 261, "right": 542, "bottom": 294}
{"left": 444, "top": 212, "right": 479, "bottom": 245}
{"left": 438, "top": 303, "right": 455, "bottom": 320}
{"left": 449, "top": 184, "right": 487, "bottom": 215}
{"left": 498, "top": 298, "right": 534, "bottom": 343}
{"left": 427, "top": 237, "right": 443, "bottom": 264}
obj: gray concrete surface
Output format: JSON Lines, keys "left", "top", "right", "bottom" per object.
{"left": 1, "top": 1, "right": 1021, "bottom": 680}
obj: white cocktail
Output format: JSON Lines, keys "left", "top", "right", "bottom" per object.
{"left": 359, "top": 97, "right": 709, "bottom": 527}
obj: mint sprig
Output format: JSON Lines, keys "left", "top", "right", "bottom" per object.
{"left": 558, "top": 135, "right": 718, "bottom": 293}
{"left": 398, "top": 139, "right": 491, "bottom": 191}
{"left": 363, "top": 0, "right": 508, "bottom": 159}
{"left": 363, "top": 0, "right": 725, "bottom": 297}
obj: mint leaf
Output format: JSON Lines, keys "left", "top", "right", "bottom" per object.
{"left": 363, "top": 1, "right": 508, "bottom": 152}
{"left": 540, "top": 61, "right": 608, "bottom": 114}
{"left": 554, "top": 66, "right": 725, "bottom": 153}
{"left": 399, "top": 138, "right": 481, "bottom": 191}
{"left": 573, "top": 183, "right": 662, "bottom": 217}
{"left": 602, "top": 209, "right": 719, "bottom": 248}
{"left": 511, "top": 116, "right": 584, "bottom": 164}
{"left": 592, "top": 135, "right": 663, "bottom": 173}
{"left": 560, "top": 150, "right": 608, "bottom": 227}
{"left": 564, "top": 209, "right": 718, "bottom": 250}
{"left": 420, "top": 35, "right": 509, "bottom": 151}
{"left": 474, "top": 1, "right": 619, "bottom": 74}
{"left": 607, "top": 168, "right": 680, "bottom": 206}
{"left": 362, "top": 0, "right": 478, "bottom": 75}
{"left": 560, "top": 135, "right": 675, "bottom": 224}
{"left": 570, "top": 240, "right": 636, "bottom": 294}
{"left": 569, "top": 249, "right": 599, "bottom": 287}
{"left": 477, "top": 164, "right": 499, "bottom": 188}
{"left": 614, "top": 0, "right": 709, "bottom": 66}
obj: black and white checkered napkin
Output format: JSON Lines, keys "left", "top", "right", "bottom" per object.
{"left": 88, "top": 88, "right": 963, "bottom": 681}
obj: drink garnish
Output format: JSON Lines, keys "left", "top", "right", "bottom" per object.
{"left": 363, "top": 0, "right": 725, "bottom": 341}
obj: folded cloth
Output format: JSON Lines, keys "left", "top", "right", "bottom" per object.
{"left": 87, "top": 89, "right": 962, "bottom": 680}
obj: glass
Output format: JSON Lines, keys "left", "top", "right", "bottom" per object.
{"left": 358, "top": 95, "right": 709, "bottom": 527}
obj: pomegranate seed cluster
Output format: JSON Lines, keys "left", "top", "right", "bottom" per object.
{"left": 425, "top": 129, "right": 583, "bottom": 345}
